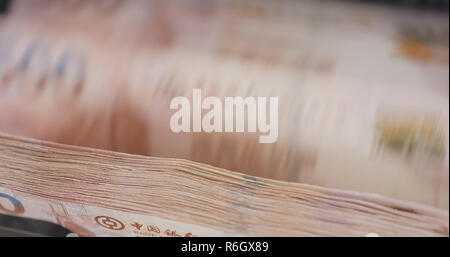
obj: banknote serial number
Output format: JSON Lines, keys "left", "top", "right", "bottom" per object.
{"left": 181, "top": 241, "right": 269, "bottom": 254}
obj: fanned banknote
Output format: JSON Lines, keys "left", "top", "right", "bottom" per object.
{"left": 0, "top": 0, "right": 448, "bottom": 236}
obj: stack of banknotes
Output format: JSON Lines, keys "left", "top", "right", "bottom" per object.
{"left": 0, "top": 133, "right": 448, "bottom": 236}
